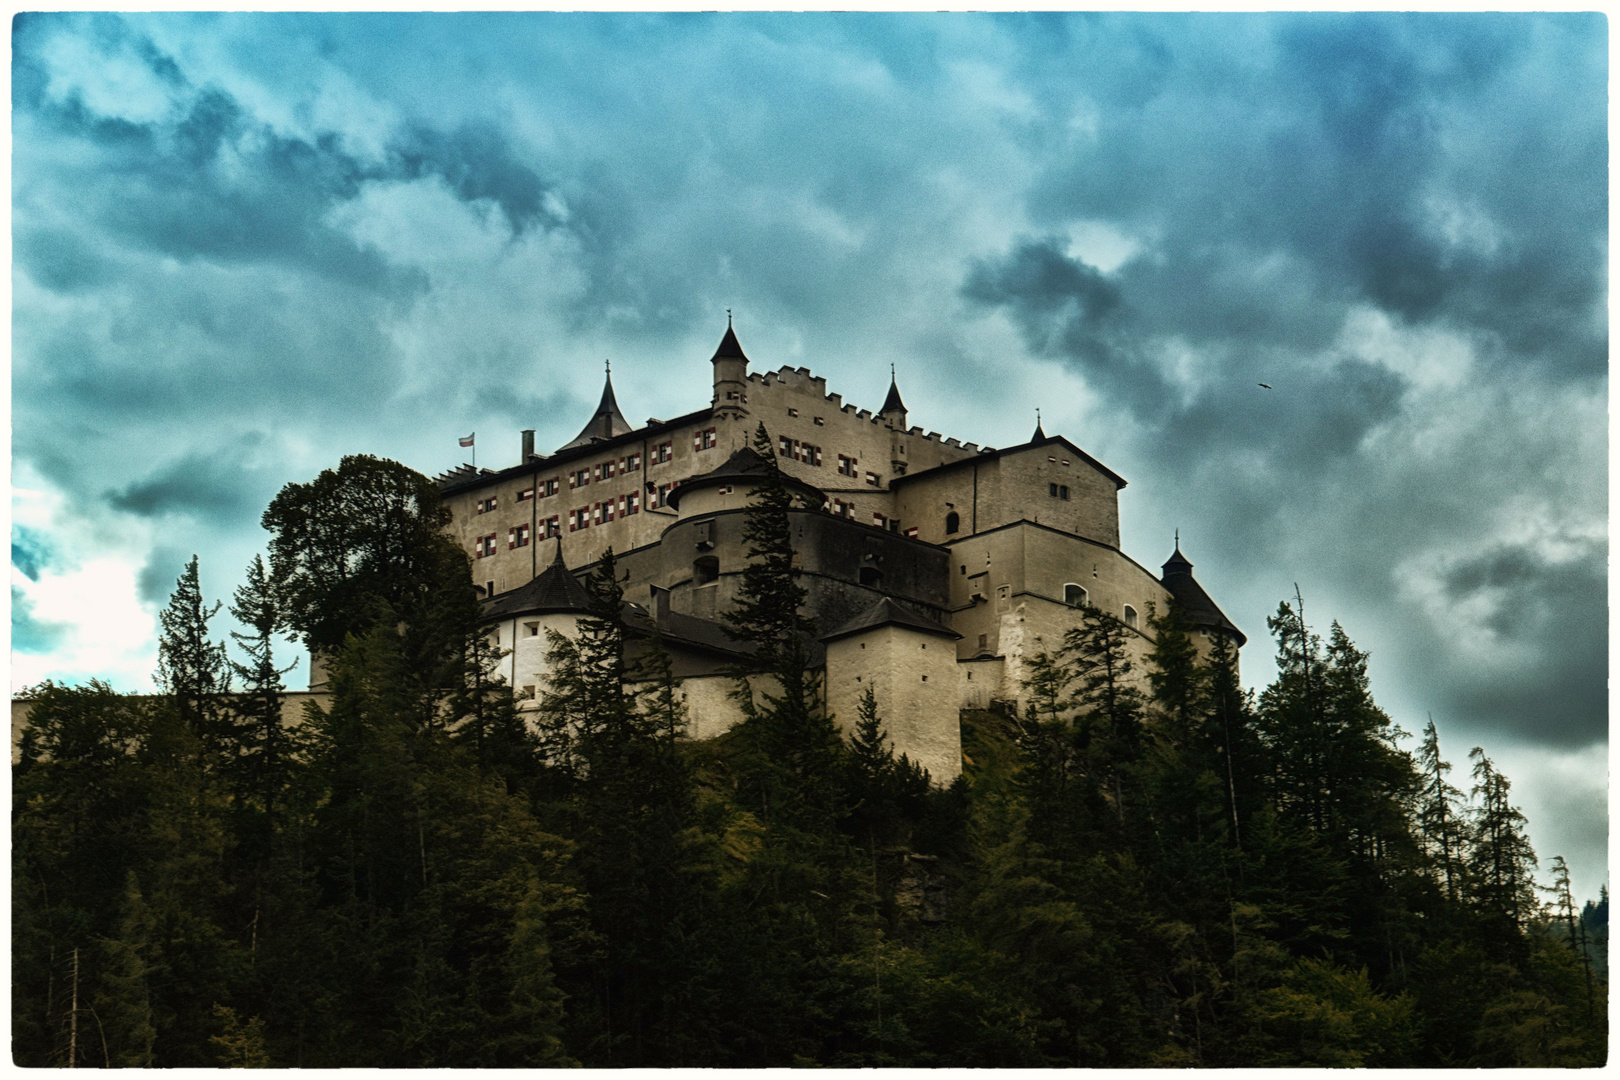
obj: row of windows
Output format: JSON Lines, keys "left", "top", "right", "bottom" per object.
{"left": 784, "top": 407, "right": 827, "bottom": 427}
{"left": 477, "top": 441, "right": 699, "bottom": 514}
{"left": 775, "top": 440, "right": 883, "bottom": 487}
{"left": 1062, "top": 583, "right": 1138, "bottom": 627}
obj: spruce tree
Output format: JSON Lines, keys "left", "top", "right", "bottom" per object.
{"left": 156, "top": 556, "right": 231, "bottom": 748}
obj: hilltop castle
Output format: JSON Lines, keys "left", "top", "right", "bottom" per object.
{"left": 435, "top": 324, "right": 1243, "bottom": 782}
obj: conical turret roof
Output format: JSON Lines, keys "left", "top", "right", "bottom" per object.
{"left": 711, "top": 324, "right": 749, "bottom": 362}
{"left": 1159, "top": 541, "right": 1245, "bottom": 646}
{"left": 665, "top": 446, "right": 825, "bottom": 510}
{"left": 557, "top": 368, "right": 634, "bottom": 451}
{"left": 880, "top": 376, "right": 907, "bottom": 418}
{"left": 482, "top": 540, "right": 592, "bottom": 620}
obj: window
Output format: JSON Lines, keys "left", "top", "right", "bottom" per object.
{"left": 569, "top": 508, "right": 589, "bottom": 532}
{"left": 571, "top": 468, "right": 590, "bottom": 489}
{"left": 859, "top": 567, "right": 883, "bottom": 588}
{"left": 1065, "top": 584, "right": 1088, "bottom": 607}
{"left": 872, "top": 512, "right": 886, "bottom": 528}
{"left": 517, "top": 486, "right": 535, "bottom": 502}
{"left": 865, "top": 471, "right": 880, "bottom": 487}
{"left": 658, "top": 481, "right": 676, "bottom": 507}
{"left": 837, "top": 454, "right": 858, "bottom": 477}
{"left": 624, "top": 452, "right": 641, "bottom": 472}
{"left": 595, "top": 460, "right": 615, "bottom": 481}
{"left": 694, "top": 427, "right": 717, "bottom": 451}
{"left": 831, "top": 499, "right": 855, "bottom": 519}
{"left": 508, "top": 523, "right": 531, "bottom": 549}
{"left": 651, "top": 441, "right": 673, "bottom": 465}
{"left": 1123, "top": 604, "right": 1139, "bottom": 629}
{"left": 813, "top": 416, "right": 825, "bottom": 426}
{"left": 541, "top": 515, "right": 560, "bottom": 538}
{"left": 944, "top": 511, "right": 960, "bottom": 534}
{"left": 1047, "top": 483, "right": 1070, "bottom": 500}
{"left": 475, "top": 533, "right": 498, "bottom": 558}
{"left": 788, "top": 407, "right": 799, "bottom": 417}
{"left": 525, "top": 621, "right": 540, "bottom": 637}
{"left": 905, "top": 527, "right": 919, "bottom": 539}
{"left": 540, "top": 478, "right": 559, "bottom": 498}
{"left": 693, "top": 555, "right": 719, "bottom": 585}
{"left": 486, "top": 582, "right": 495, "bottom": 601}
{"left": 625, "top": 491, "right": 640, "bottom": 515}
{"left": 977, "top": 633, "right": 988, "bottom": 650}
{"left": 477, "top": 496, "right": 498, "bottom": 514}
{"left": 778, "top": 435, "right": 793, "bottom": 457}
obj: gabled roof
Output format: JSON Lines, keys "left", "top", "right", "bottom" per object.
{"left": 820, "top": 596, "right": 961, "bottom": 644}
{"left": 1159, "top": 543, "right": 1246, "bottom": 646}
{"left": 557, "top": 370, "right": 634, "bottom": 452}
{"left": 481, "top": 540, "right": 592, "bottom": 621}
{"left": 665, "top": 446, "right": 826, "bottom": 510}
{"left": 889, "top": 432, "right": 1128, "bottom": 491}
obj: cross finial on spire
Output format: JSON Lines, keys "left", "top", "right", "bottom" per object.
{"left": 605, "top": 357, "right": 611, "bottom": 376}
{"left": 1175, "top": 528, "right": 1180, "bottom": 547}
{"left": 727, "top": 308, "right": 732, "bottom": 328}
{"left": 1036, "top": 407, "right": 1041, "bottom": 425}
{"left": 890, "top": 362, "right": 895, "bottom": 380}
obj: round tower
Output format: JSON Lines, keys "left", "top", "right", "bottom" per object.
{"left": 710, "top": 315, "right": 750, "bottom": 419}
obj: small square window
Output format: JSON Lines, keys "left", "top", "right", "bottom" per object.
{"left": 788, "top": 407, "right": 799, "bottom": 417}
{"left": 813, "top": 416, "right": 825, "bottom": 426}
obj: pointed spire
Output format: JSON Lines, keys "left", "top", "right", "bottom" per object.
{"left": 550, "top": 535, "right": 565, "bottom": 567}
{"left": 712, "top": 322, "right": 748, "bottom": 361}
{"left": 1162, "top": 533, "right": 1193, "bottom": 575}
{"left": 1031, "top": 407, "right": 1046, "bottom": 442}
{"left": 880, "top": 363, "right": 907, "bottom": 418}
{"left": 557, "top": 365, "right": 634, "bottom": 451}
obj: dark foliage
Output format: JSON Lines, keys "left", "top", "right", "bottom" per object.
{"left": 11, "top": 460, "right": 1607, "bottom": 1066}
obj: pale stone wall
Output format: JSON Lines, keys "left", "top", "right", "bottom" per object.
{"left": 957, "top": 656, "right": 1006, "bottom": 709}
{"left": 824, "top": 624, "right": 961, "bottom": 784}
{"left": 487, "top": 612, "right": 584, "bottom": 701}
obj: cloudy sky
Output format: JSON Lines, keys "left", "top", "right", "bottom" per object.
{"left": 11, "top": 13, "right": 1607, "bottom": 898}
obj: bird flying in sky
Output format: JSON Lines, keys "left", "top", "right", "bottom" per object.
{"left": 1258, "top": 383, "right": 1272, "bottom": 389}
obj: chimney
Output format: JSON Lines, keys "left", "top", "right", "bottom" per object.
{"left": 521, "top": 429, "right": 535, "bottom": 460}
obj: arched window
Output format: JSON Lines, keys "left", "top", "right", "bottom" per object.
{"left": 1064, "top": 584, "right": 1088, "bottom": 608}
{"left": 944, "top": 511, "right": 960, "bottom": 534}
{"left": 693, "top": 555, "right": 719, "bottom": 585}
{"left": 1122, "top": 604, "right": 1138, "bottom": 629}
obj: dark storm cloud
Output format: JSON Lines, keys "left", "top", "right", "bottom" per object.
{"left": 1433, "top": 541, "right": 1608, "bottom": 747}
{"left": 12, "top": 526, "right": 56, "bottom": 582}
{"left": 137, "top": 546, "right": 202, "bottom": 607}
{"left": 106, "top": 451, "right": 260, "bottom": 521}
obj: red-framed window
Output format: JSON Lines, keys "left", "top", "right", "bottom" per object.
{"left": 694, "top": 427, "right": 717, "bottom": 451}
{"left": 477, "top": 496, "right": 498, "bottom": 514}
{"left": 517, "top": 487, "right": 535, "bottom": 502}
{"left": 651, "top": 441, "right": 673, "bottom": 464}
{"left": 508, "top": 523, "right": 531, "bottom": 549}
{"left": 475, "top": 533, "right": 498, "bottom": 557}
{"left": 541, "top": 515, "right": 560, "bottom": 538}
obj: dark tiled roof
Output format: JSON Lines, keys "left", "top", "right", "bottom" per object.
{"left": 481, "top": 541, "right": 592, "bottom": 620}
{"left": 557, "top": 372, "right": 634, "bottom": 452}
{"left": 820, "top": 596, "right": 962, "bottom": 644}
{"left": 1159, "top": 544, "right": 1246, "bottom": 646}
{"left": 711, "top": 325, "right": 748, "bottom": 361}
{"left": 889, "top": 432, "right": 1128, "bottom": 491}
{"left": 880, "top": 377, "right": 907, "bottom": 417}
{"left": 665, "top": 446, "right": 825, "bottom": 510}
{"left": 621, "top": 604, "right": 756, "bottom": 658}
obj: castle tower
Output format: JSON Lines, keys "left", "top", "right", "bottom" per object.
{"left": 1159, "top": 539, "right": 1247, "bottom": 649}
{"left": 710, "top": 318, "right": 750, "bottom": 420}
{"left": 880, "top": 369, "right": 909, "bottom": 476}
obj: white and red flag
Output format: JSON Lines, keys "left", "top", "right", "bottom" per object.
{"left": 459, "top": 433, "right": 475, "bottom": 448}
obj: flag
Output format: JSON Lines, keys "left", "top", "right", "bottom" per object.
{"left": 459, "top": 433, "right": 475, "bottom": 448}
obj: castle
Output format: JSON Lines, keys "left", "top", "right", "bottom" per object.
{"left": 435, "top": 324, "right": 1244, "bottom": 783}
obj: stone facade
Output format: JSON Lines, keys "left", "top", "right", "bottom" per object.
{"left": 439, "top": 324, "right": 1245, "bottom": 785}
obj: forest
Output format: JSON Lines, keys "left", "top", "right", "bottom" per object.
{"left": 12, "top": 449, "right": 1608, "bottom": 1067}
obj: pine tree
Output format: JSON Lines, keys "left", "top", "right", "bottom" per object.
{"left": 1415, "top": 718, "right": 1465, "bottom": 901}
{"left": 227, "top": 554, "right": 298, "bottom": 820}
{"left": 156, "top": 556, "right": 231, "bottom": 749}
{"left": 1062, "top": 603, "right": 1147, "bottom": 830}
{"left": 723, "top": 422, "right": 843, "bottom": 827}
{"left": 1465, "top": 748, "right": 1538, "bottom": 934}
